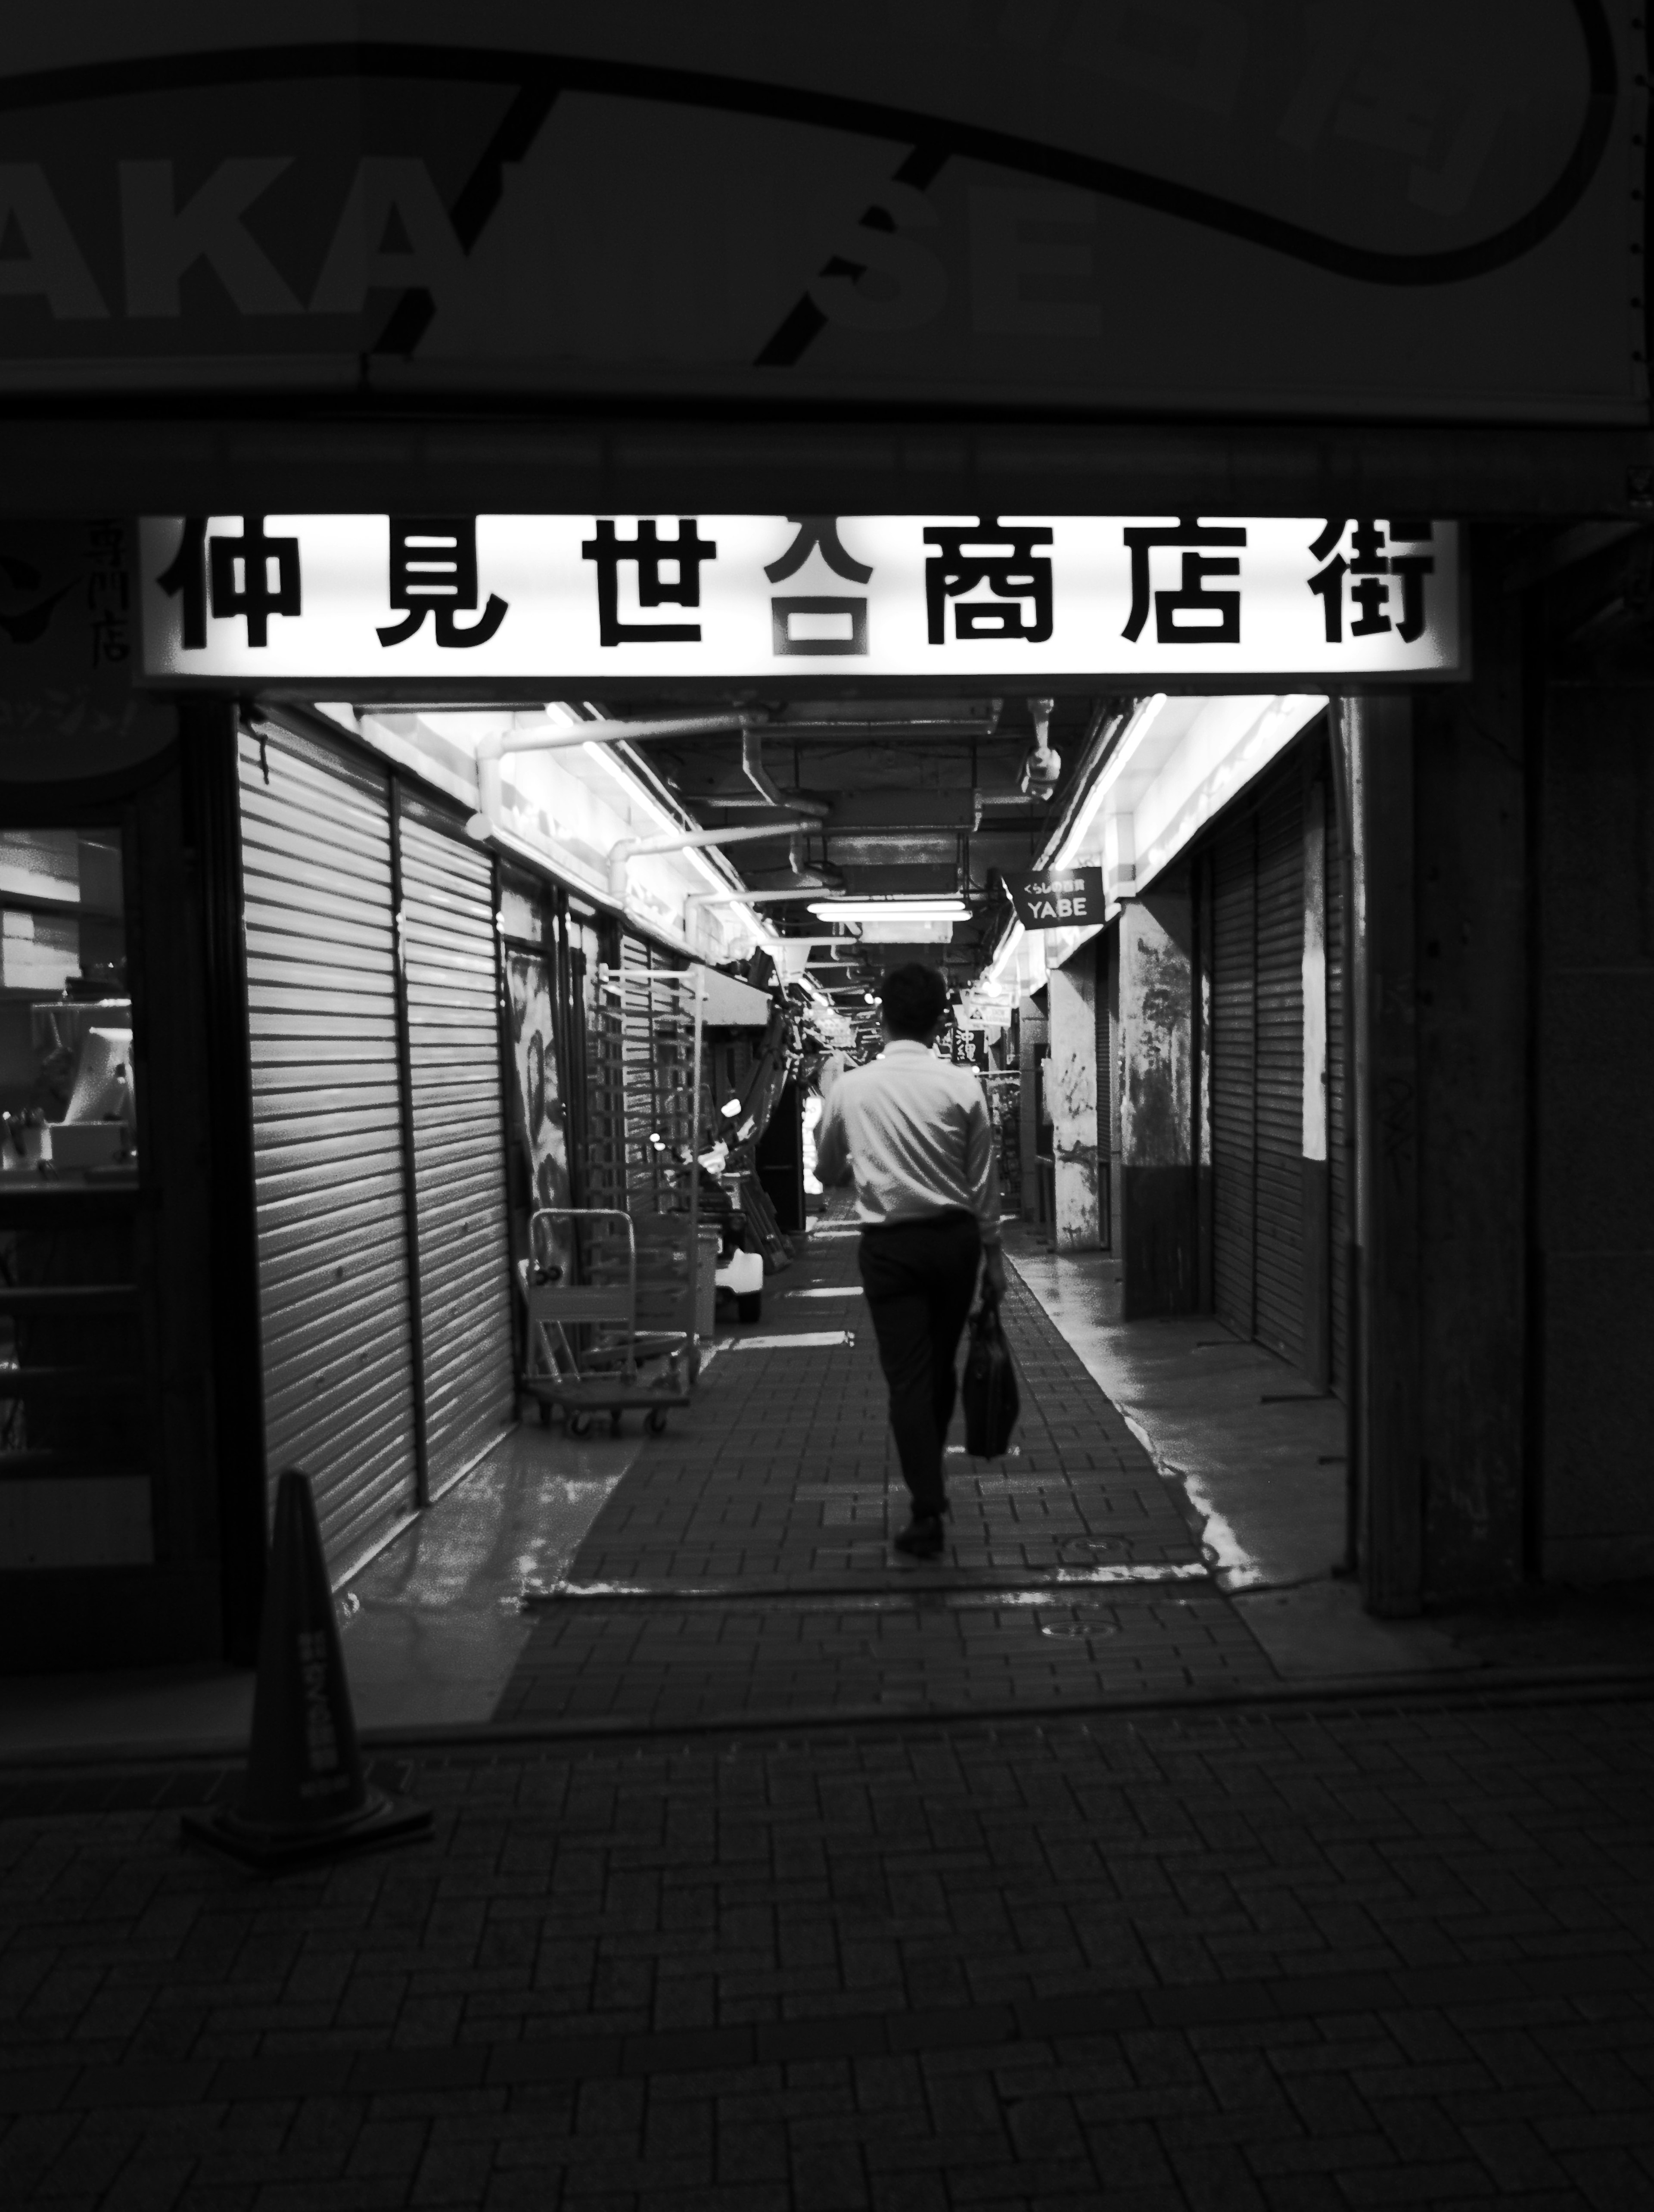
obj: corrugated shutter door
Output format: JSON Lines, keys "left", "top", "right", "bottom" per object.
{"left": 1096, "top": 928, "right": 1115, "bottom": 1250}
{"left": 1210, "top": 815, "right": 1256, "bottom": 1338}
{"left": 1254, "top": 774, "right": 1305, "bottom": 1363}
{"left": 1327, "top": 799, "right": 1349, "bottom": 1395}
{"left": 399, "top": 810, "right": 515, "bottom": 1493}
{"left": 239, "top": 725, "right": 420, "bottom": 1575}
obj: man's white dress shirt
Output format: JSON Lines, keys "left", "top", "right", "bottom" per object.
{"left": 814, "top": 1040, "right": 1001, "bottom": 1244}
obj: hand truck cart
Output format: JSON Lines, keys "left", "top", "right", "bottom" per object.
{"left": 522, "top": 1207, "right": 693, "bottom": 1437}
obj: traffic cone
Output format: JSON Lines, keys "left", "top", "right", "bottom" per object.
{"left": 182, "top": 1466, "right": 432, "bottom": 1873}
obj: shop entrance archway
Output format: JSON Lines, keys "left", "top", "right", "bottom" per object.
{"left": 140, "top": 507, "right": 1461, "bottom": 1631}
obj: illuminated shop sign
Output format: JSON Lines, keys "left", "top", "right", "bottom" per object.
{"left": 140, "top": 514, "right": 1461, "bottom": 684}
{"left": 1013, "top": 867, "right": 1105, "bottom": 930}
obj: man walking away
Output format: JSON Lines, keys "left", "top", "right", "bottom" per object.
{"left": 814, "top": 964, "right": 1007, "bottom": 1558}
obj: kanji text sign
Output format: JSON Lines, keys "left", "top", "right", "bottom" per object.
{"left": 140, "top": 516, "right": 1461, "bottom": 682}
{"left": 1013, "top": 868, "right": 1104, "bottom": 930}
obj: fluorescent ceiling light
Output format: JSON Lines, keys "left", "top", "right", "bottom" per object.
{"left": 1049, "top": 693, "right": 1166, "bottom": 871}
{"left": 581, "top": 739, "right": 679, "bottom": 832}
{"left": 809, "top": 898, "right": 969, "bottom": 921}
{"left": 981, "top": 919, "right": 1024, "bottom": 991}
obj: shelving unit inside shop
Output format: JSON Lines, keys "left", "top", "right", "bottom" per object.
{"left": 581, "top": 942, "right": 709, "bottom": 1380}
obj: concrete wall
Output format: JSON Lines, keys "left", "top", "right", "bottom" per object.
{"left": 1017, "top": 1002, "right": 1048, "bottom": 1223}
{"left": 1048, "top": 946, "right": 1102, "bottom": 1250}
{"left": 1118, "top": 887, "right": 1197, "bottom": 1316}
{"left": 1538, "top": 683, "right": 1654, "bottom": 1581}
{"left": 1411, "top": 569, "right": 1529, "bottom": 1602}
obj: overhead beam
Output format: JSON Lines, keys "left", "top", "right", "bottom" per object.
{"left": 19, "top": 419, "right": 1649, "bottom": 519}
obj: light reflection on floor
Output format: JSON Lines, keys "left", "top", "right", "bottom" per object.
{"left": 339, "top": 1424, "right": 638, "bottom": 1729}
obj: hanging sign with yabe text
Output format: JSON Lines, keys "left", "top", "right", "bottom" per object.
{"left": 1012, "top": 867, "right": 1104, "bottom": 930}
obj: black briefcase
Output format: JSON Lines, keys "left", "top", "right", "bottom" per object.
{"left": 962, "top": 1293, "right": 1020, "bottom": 1459}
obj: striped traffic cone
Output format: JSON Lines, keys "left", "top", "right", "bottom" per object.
{"left": 182, "top": 1466, "right": 431, "bottom": 1873}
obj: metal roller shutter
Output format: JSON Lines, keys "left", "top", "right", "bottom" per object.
{"left": 398, "top": 807, "right": 516, "bottom": 1496}
{"left": 1209, "top": 815, "right": 1256, "bottom": 1338}
{"left": 239, "top": 724, "right": 420, "bottom": 1576}
{"left": 1096, "top": 926, "right": 1116, "bottom": 1250}
{"left": 1327, "top": 798, "right": 1350, "bottom": 1396}
{"left": 1254, "top": 773, "right": 1305, "bottom": 1364}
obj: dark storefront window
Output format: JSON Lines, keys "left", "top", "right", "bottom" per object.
{"left": 0, "top": 828, "right": 136, "bottom": 1185}
{"left": 0, "top": 825, "right": 146, "bottom": 1563}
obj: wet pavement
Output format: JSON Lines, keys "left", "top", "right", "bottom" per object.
{"left": 5, "top": 1204, "right": 1652, "bottom": 1766}
{"left": 1003, "top": 1231, "right": 1349, "bottom": 1593}
{"left": 340, "top": 1434, "right": 638, "bottom": 1731}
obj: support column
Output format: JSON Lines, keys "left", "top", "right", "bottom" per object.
{"left": 1017, "top": 996, "right": 1047, "bottom": 1222}
{"left": 1119, "top": 889, "right": 1197, "bottom": 1316}
{"left": 1349, "top": 693, "right": 1423, "bottom": 1618}
{"left": 1048, "top": 944, "right": 1101, "bottom": 1250}
{"left": 178, "top": 696, "right": 269, "bottom": 1664}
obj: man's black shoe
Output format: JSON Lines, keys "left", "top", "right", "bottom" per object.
{"left": 893, "top": 1514, "right": 945, "bottom": 1558}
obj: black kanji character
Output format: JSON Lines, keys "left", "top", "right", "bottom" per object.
{"left": 764, "top": 516, "right": 873, "bottom": 585}
{"left": 1387, "top": 522, "right": 1435, "bottom": 644}
{"left": 157, "top": 517, "right": 208, "bottom": 650}
{"left": 922, "top": 516, "right": 1053, "bottom": 644}
{"left": 378, "top": 518, "right": 507, "bottom": 649}
{"left": 205, "top": 517, "right": 301, "bottom": 648}
{"left": 1122, "top": 518, "right": 1245, "bottom": 645}
{"left": 1345, "top": 518, "right": 1391, "bottom": 636}
{"left": 1308, "top": 519, "right": 1433, "bottom": 645}
{"left": 765, "top": 515, "right": 873, "bottom": 657}
{"left": 581, "top": 519, "right": 717, "bottom": 647}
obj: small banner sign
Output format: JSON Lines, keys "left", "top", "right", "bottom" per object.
{"left": 138, "top": 516, "right": 1463, "bottom": 685}
{"left": 1012, "top": 866, "right": 1104, "bottom": 929}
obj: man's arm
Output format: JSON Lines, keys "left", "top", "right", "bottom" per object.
{"left": 964, "top": 1087, "right": 1007, "bottom": 1297}
{"left": 814, "top": 1088, "right": 853, "bottom": 1188}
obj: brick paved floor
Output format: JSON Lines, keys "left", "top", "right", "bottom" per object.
{"left": 497, "top": 1221, "right": 1268, "bottom": 1733}
{"left": 495, "top": 1588, "right": 1276, "bottom": 1734}
{"left": 2, "top": 1694, "right": 1651, "bottom": 2208}
{"left": 555, "top": 1220, "right": 1204, "bottom": 1593}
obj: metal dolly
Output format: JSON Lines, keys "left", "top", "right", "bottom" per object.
{"left": 522, "top": 1207, "right": 692, "bottom": 1437}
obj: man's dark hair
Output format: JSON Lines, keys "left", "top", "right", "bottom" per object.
{"left": 879, "top": 962, "right": 949, "bottom": 1040}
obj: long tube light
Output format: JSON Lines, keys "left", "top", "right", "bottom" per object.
{"left": 808, "top": 898, "right": 969, "bottom": 921}
{"left": 1046, "top": 694, "right": 1164, "bottom": 873}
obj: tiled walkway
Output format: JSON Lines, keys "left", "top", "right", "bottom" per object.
{"left": 3, "top": 1696, "right": 1651, "bottom": 2208}
{"left": 498, "top": 1216, "right": 1286, "bottom": 1733}
{"left": 547, "top": 1223, "right": 1205, "bottom": 1592}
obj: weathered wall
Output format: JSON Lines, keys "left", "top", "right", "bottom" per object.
{"left": 1538, "top": 682, "right": 1654, "bottom": 1581}
{"left": 1017, "top": 1001, "right": 1048, "bottom": 1223}
{"left": 1411, "top": 564, "right": 1529, "bottom": 1603}
{"left": 1048, "top": 945, "right": 1101, "bottom": 1251}
{"left": 1119, "top": 887, "right": 1197, "bottom": 1316}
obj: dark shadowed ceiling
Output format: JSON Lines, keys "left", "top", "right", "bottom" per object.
{"left": 596, "top": 691, "right": 1110, "bottom": 1007}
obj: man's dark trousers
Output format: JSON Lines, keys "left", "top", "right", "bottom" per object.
{"left": 858, "top": 1211, "right": 981, "bottom": 1518}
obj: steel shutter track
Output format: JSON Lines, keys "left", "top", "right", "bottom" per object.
{"left": 1327, "top": 799, "right": 1349, "bottom": 1396}
{"left": 399, "top": 813, "right": 515, "bottom": 1494}
{"left": 1210, "top": 813, "right": 1256, "bottom": 1339}
{"left": 239, "top": 725, "right": 419, "bottom": 1577}
{"left": 1253, "top": 774, "right": 1305, "bottom": 1364}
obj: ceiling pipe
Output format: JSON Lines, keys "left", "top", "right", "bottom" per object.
{"left": 607, "top": 818, "right": 814, "bottom": 903}
{"left": 687, "top": 887, "right": 847, "bottom": 906}
{"left": 703, "top": 728, "right": 831, "bottom": 820}
{"left": 470, "top": 710, "right": 763, "bottom": 821}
